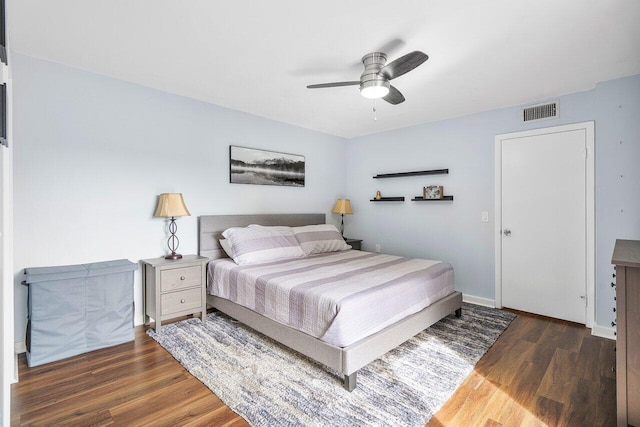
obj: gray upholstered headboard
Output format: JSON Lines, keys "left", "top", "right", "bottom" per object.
{"left": 198, "top": 213, "right": 326, "bottom": 259}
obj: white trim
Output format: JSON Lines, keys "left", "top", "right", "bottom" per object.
{"left": 494, "top": 121, "right": 595, "bottom": 327}
{"left": 592, "top": 325, "right": 616, "bottom": 341}
{"left": 494, "top": 140, "right": 503, "bottom": 309}
{"left": 1, "top": 36, "right": 14, "bottom": 427}
{"left": 462, "top": 294, "right": 496, "bottom": 308}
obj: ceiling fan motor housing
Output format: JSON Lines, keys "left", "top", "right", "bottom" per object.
{"left": 360, "top": 52, "right": 390, "bottom": 98}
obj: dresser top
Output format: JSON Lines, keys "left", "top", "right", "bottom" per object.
{"left": 612, "top": 239, "right": 640, "bottom": 268}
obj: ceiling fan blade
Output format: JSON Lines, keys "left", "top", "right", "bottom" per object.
{"left": 307, "top": 81, "right": 360, "bottom": 89}
{"left": 379, "top": 51, "right": 428, "bottom": 80}
{"left": 383, "top": 85, "right": 405, "bottom": 105}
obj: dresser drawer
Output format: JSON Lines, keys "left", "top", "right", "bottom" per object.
{"left": 160, "top": 266, "right": 201, "bottom": 292}
{"left": 161, "top": 287, "right": 202, "bottom": 316}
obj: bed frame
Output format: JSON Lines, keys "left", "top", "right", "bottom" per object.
{"left": 198, "top": 213, "right": 463, "bottom": 391}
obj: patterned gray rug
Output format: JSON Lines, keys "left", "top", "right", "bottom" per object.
{"left": 148, "top": 303, "right": 515, "bottom": 426}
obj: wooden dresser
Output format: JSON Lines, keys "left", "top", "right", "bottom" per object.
{"left": 612, "top": 239, "right": 640, "bottom": 427}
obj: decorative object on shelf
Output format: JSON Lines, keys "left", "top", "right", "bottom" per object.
{"left": 332, "top": 199, "right": 353, "bottom": 238}
{"left": 370, "top": 197, "right": 405, "bottom": 202}
{"left": 375, "top": 190, "right": 381, "bottom": 200}
{"left": 154, "top": 193, "right": 191, "bottom": 260}
{"left": 229, "top": 145, "right": 305, "bottom": 187}
{"left": 412, "top": 196, "right": 454, "bottom": 201}
{"left": 423, "top": 185, "right": 444, "bottom": 199}
{"left": 373, "top": 169, "right": 448, "bottom": 179}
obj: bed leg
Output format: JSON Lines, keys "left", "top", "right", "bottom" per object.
{"left": 455, "top": 308, "right": 462, "bottom": 318}
{"left": 343, "top": 372, "right": 357, "bottom": 392}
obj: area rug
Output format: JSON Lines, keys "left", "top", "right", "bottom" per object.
{"left": 148, "top": 303, "right": 515, "bottom": 426}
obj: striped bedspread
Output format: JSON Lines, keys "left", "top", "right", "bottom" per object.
{"left": 208, "top": 250, "right": 455, "bottom": 347}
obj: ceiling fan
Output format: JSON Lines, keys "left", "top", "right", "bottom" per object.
{"left": 306, "top": 51, "right": 428, "bottom": 105}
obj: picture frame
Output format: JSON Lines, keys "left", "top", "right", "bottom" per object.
{"left": 229, "top": 145, "right": 305, "bottom": 187}
{"left": 423, "top": 185, "right": 443, "bottom": 199}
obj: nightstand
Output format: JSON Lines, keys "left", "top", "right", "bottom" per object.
{"left": 141, "top": 255, "right": 208, "bottom": 333}
{"left": 345, "top": 238, "right": 362, "bottom": 250}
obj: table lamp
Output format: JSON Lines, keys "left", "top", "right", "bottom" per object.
{"left": 154, "top": 193, "right": 191, "bottom": 259}
{"left": 332, "top": 198, "right": 353, "bottom": 239}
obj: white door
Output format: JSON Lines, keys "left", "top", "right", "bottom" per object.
{"left": 497, "top": 123, "right": 594, "bottom": 324}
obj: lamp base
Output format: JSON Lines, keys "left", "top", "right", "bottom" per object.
{"left": 164, "top": 252, "right": 183, "bottom": 260}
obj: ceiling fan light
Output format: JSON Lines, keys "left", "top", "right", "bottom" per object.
{"left": 360, "top": 80, "right": 390, "bottom": 99}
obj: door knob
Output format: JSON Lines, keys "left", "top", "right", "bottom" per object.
{"left": 503, "top": 229, "right": 511, "bottom": 236}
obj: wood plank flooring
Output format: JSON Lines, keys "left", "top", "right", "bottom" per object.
{"left": 428, "top": 310, "right": 616, "bottom": 426}
{"left": 12, "top": 310, "right": 616, "bottom": 426}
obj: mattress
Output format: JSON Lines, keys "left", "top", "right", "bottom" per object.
{"left": 208, "top": 250, "right": 455, "bottom": 347}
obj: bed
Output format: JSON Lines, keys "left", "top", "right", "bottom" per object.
{"left": 198, "top": 213, "right": 463, "bottom": 391}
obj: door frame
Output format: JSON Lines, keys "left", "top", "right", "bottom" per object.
{"left": 494, "top": 121, "right": 595, "bottom": 327}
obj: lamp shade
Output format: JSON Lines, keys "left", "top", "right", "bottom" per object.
{"left": 332, "top": 199, "right": 353, "bottom": 215}
{"left": 154, "top": 193, "right": 191, "bottom": 218}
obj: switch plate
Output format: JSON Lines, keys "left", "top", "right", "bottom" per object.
{"left": 481, "top": 211, "right": 489, "bottom": 222}
{"left": 375, "top": 244, "right": 381, "bottom": 253}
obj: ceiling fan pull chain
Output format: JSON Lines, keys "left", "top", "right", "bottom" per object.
{"left": 373, "top": 98, "right": 378, "bottom": 121}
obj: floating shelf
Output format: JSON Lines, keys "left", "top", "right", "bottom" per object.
{"left": 411, "top": 196, "right": 454, "bottom": 201}
{"left": 373, "top": 169, "right": 449, "bottom": 179}
{"left": 370, "top": 197, "right": 405, "bottom": 202}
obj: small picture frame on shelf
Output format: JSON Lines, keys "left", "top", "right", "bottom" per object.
{"left": 423, "top": 185, "right": 443, "bottom": 199}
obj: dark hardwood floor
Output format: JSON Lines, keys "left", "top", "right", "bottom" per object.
{"left": 12, "top": 310, "right": 616, "bottom": 426}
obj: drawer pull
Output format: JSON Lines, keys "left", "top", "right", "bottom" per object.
{"left": 180, "top": 276, "right": 186, "bottom": 280}
{"left": 181, "top": 299, "right": 185, "bottom": 304}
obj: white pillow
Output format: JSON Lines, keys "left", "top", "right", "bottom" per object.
{"left": 222, "top": 225, "right": 305, "bottom": 265}
{"left": 292, "top": 224, "right": 351, "bottom": 255}
{"left": 219, "top": 239, "right": 233, "bottom": 258}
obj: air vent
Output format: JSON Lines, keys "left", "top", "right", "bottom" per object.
{"left": 522, "top": 101, "right": 559, "bottom": 122}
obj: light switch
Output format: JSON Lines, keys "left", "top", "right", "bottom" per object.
{"left": 481, "top": 211, "right": 489, "bottom": 222}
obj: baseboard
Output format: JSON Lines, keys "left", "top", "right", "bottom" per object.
{"left": 462, "top": 294, "right": 496, "bottom": 308}
{"left": 592, "top": 324, "right": 616, "bottom": 341}
{"left": 135, "top": 315, "right": 144, "bottom": 326}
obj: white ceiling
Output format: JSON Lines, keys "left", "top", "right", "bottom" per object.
{"left": 8, "top": 0, "right": 640, "bottom": 138}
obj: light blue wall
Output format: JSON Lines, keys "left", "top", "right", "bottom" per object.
{"left": 12, "top": 51, "right": 640, "bottom": 342}
{"left": 346, "top": 74, "right": 640, "bottom": 331}
{"left": 12, "top": 54, "right": 347, "bottom": 342}
{"left": 594, "top": 75, "right": 640, "bottom": 328}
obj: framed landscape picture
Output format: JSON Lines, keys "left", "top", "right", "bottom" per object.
{"left": 229, "top": 146, "right": 305, "bottom": 187}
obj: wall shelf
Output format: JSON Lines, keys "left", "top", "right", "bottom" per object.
{"left": 411, "top": 196, "right": 454, "bottom": 201}
{"left": 370, "top": 197, "right": 405, "bottom": 202}
{"left": 373, "top": 169, "right": 449, "bottom": 179}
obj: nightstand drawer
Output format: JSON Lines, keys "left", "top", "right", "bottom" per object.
{"left": 161, "top": 287, "right": 202, "bottom": 316}
{"left": 160, "top": 266, "right": 201, "bottom": 292}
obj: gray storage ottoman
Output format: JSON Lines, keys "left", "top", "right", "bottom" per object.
{"left": 23, "top": 259, "right": 138, "bottom": 367}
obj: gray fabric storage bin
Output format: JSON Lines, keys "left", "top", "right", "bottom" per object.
{"left": 23, "top": 259, "right": 138, "bottom": 367}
